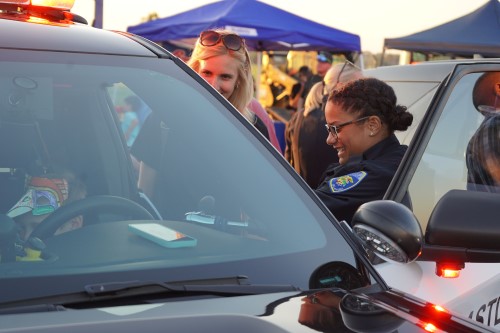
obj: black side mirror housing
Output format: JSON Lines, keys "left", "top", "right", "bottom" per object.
{"left": 351, "top": 200, "right": 423, "bottom": 264}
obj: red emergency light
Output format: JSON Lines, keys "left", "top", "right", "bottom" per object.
{"left": 423, "top": 322, "right": 437, "bottom": 332}
{"left": 435, "top": 262, "right": 464, "bottom": 278}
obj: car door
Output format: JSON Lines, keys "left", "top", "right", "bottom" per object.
{"left": 378, "top": 63, "right": 500, "bottom": 329}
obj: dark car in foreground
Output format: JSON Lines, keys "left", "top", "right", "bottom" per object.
{"left": 0, "top": 1, "right": 498, "bottom": 332}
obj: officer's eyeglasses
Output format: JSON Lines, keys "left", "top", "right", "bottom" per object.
{"left": 325, "top": 116, "right": 370, "bottom": 139}
{"left": 200, "top": 30, "right": 245, "bottom": 51}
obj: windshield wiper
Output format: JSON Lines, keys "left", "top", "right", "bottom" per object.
{"left": 0, "top": 276, "right": 300, "bottom": 313}
{"left": 84, "top": 275, "right": 299, "bottom": 297}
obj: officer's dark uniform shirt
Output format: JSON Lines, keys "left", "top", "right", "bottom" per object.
{"left": 315, "top": 134, "right": 407, "bottom": 225}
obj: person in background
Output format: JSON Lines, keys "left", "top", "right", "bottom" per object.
{"left": 315, "top": 51, "right": 334, "bottom": 79}
{"left": 285, "top": 61, "right": 363, "bottom": 189}
{"left": 471, "top": 71, "right": 500, "bottom": 115}
{"left": 132, "top": 29, "right": 283, "bottom": 197}
{"left": 172, "top": 48, "right": 190, "bottom": 63}
{"left": 188, "top": 29, "right": 283, "bottom": 152}
{"left": 466, "top": 114, "right": 500, "bottom": 192}
{"left": 120, "top": 96, "right": 142, "bottom": 147}
{"left": 301, "top": 51, "right": 333, "bottom": 103}
{"left": 124, "top": 95, "right": 151, "bottom": 126}
{"left": 466, "top": 72, "right": 500, "bottom": 192}
{"left": 315, "top": 77, "right": 413, "bottom": 224}
{"left": 288, "top": 65, "right": 311, "bottom": 112}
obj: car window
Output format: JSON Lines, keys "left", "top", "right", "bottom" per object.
{"left": 393, "top": 82, "right": 438, "bottom": 146}
{"left": 107, "top": 85, "right": 152, "bottom": 147}
{"left": 0, "top": 49, "right": 361, "bottom": 303}
{"left": 370, "top": 79, "right": 440, "bottom": 146}
{"left": 406, "top": 72, "right": 499, "bottom": 230}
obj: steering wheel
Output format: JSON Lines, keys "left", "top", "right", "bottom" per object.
{"left": 30, "top": 195, "right": 154, "bottom": 240}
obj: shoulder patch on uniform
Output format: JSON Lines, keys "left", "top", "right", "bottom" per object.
{"left": 328, "top": 171, "right": 367, "bottom": 193}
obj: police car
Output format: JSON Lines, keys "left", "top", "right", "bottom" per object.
{"left": 0, "top": 1, "right": 497, "bottom": 332}
{"left": 365, "top": 61, "right": 500, "bottom": 329}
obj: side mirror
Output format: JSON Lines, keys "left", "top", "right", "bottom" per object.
{"left": 419, "top": 189, "right": 500, "bottom": 276}
{"left": 425, "top": 189, "right": 500, "bottom": 251}
{"left": 350, "top": 200, "right": 423, "bottom": 264}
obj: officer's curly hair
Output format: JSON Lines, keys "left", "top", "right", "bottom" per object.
{"left": 329, "top": 77, "right": 413, "bottom": 132}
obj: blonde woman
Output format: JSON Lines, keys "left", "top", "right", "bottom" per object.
{"left": 188, "top": 29, "right": 282, "bottom": 152}
{"left": 132, "top": 30, "right": 283, "bottom": 197}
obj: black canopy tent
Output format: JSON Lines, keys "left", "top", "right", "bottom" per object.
{"left": 382, "top": 0, "right": 500, "bottom": 62}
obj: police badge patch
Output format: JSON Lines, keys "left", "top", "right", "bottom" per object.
{"left": 328, "top": 171, "right": 367, "bottom": 193}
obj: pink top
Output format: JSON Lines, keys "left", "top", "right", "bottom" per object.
{"left": 248, "top": 98, "right": 283, "bottom": 154}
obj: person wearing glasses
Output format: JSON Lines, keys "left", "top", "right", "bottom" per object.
{"left": 315, "top": 77, "right": 413, "bottom": 225}
{"left": 188, "top": 29, "right": 282, "bottom": 153}
{"left": 285, "top": 61, "right": 363, "bottom": 189}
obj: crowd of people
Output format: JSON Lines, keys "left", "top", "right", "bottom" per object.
{"left": 120, "top": 29, "right": 414, "bottom": 225}
{"left": 17, "top": 29, "right": 495, "bottom": 244}
{"left": 124, "top": 29, "right": 415, "bottom": 226}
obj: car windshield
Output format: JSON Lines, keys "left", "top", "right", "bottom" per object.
{"left": 0, "top": 50, "right": 364, "bottom": 304}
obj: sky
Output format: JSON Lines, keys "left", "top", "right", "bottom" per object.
{"left": 72, "top": 0, "right": 489, "bottom": 54}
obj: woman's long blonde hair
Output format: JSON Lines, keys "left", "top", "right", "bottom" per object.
{"left": 188, "top": 29, "right": 255, "bottom": 121}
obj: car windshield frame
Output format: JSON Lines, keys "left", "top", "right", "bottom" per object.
{"left": 0, "top": 48, "right": 385, "bottom": 304}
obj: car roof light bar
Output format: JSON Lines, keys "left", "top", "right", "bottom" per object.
{"left": 31, "top": 0, "right": 74, "bottom": 10}
{"left": 0, "top": 0, "right": 74, "bottom": 10}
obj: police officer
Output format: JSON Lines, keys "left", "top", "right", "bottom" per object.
{"left": 315, "top": 78, "right": 413, "bottom": 224}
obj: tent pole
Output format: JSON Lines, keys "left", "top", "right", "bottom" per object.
{"left": 255, "top": 51, "right": 262, "bottom": 101}
{"left": 357, "top": 52, "right": 365, "bottom": 69}
{"left": 379, "top": 47, "right": 386, "bottom": 67}
{"left": 94, "top": 0, "right": 103, "bottom": 28}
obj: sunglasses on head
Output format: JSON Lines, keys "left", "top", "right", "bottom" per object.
{"left": 199, "top": 30, "right": 245, "bottom": 51}
{"left": 335, "top": 60, "right": 361, "bottom": 85}
{"left": 321, "top": 60, "right": 362, "bottom": 112}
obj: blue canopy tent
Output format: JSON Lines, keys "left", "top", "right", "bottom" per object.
{"left": 127, "top": 0, "right": 361, "bottom": 150}
{"left": 383, "top": 0, "right": 500, "bottom": 58}
{"left": 127, "top": 0, "right": 360, "bottom": 53}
